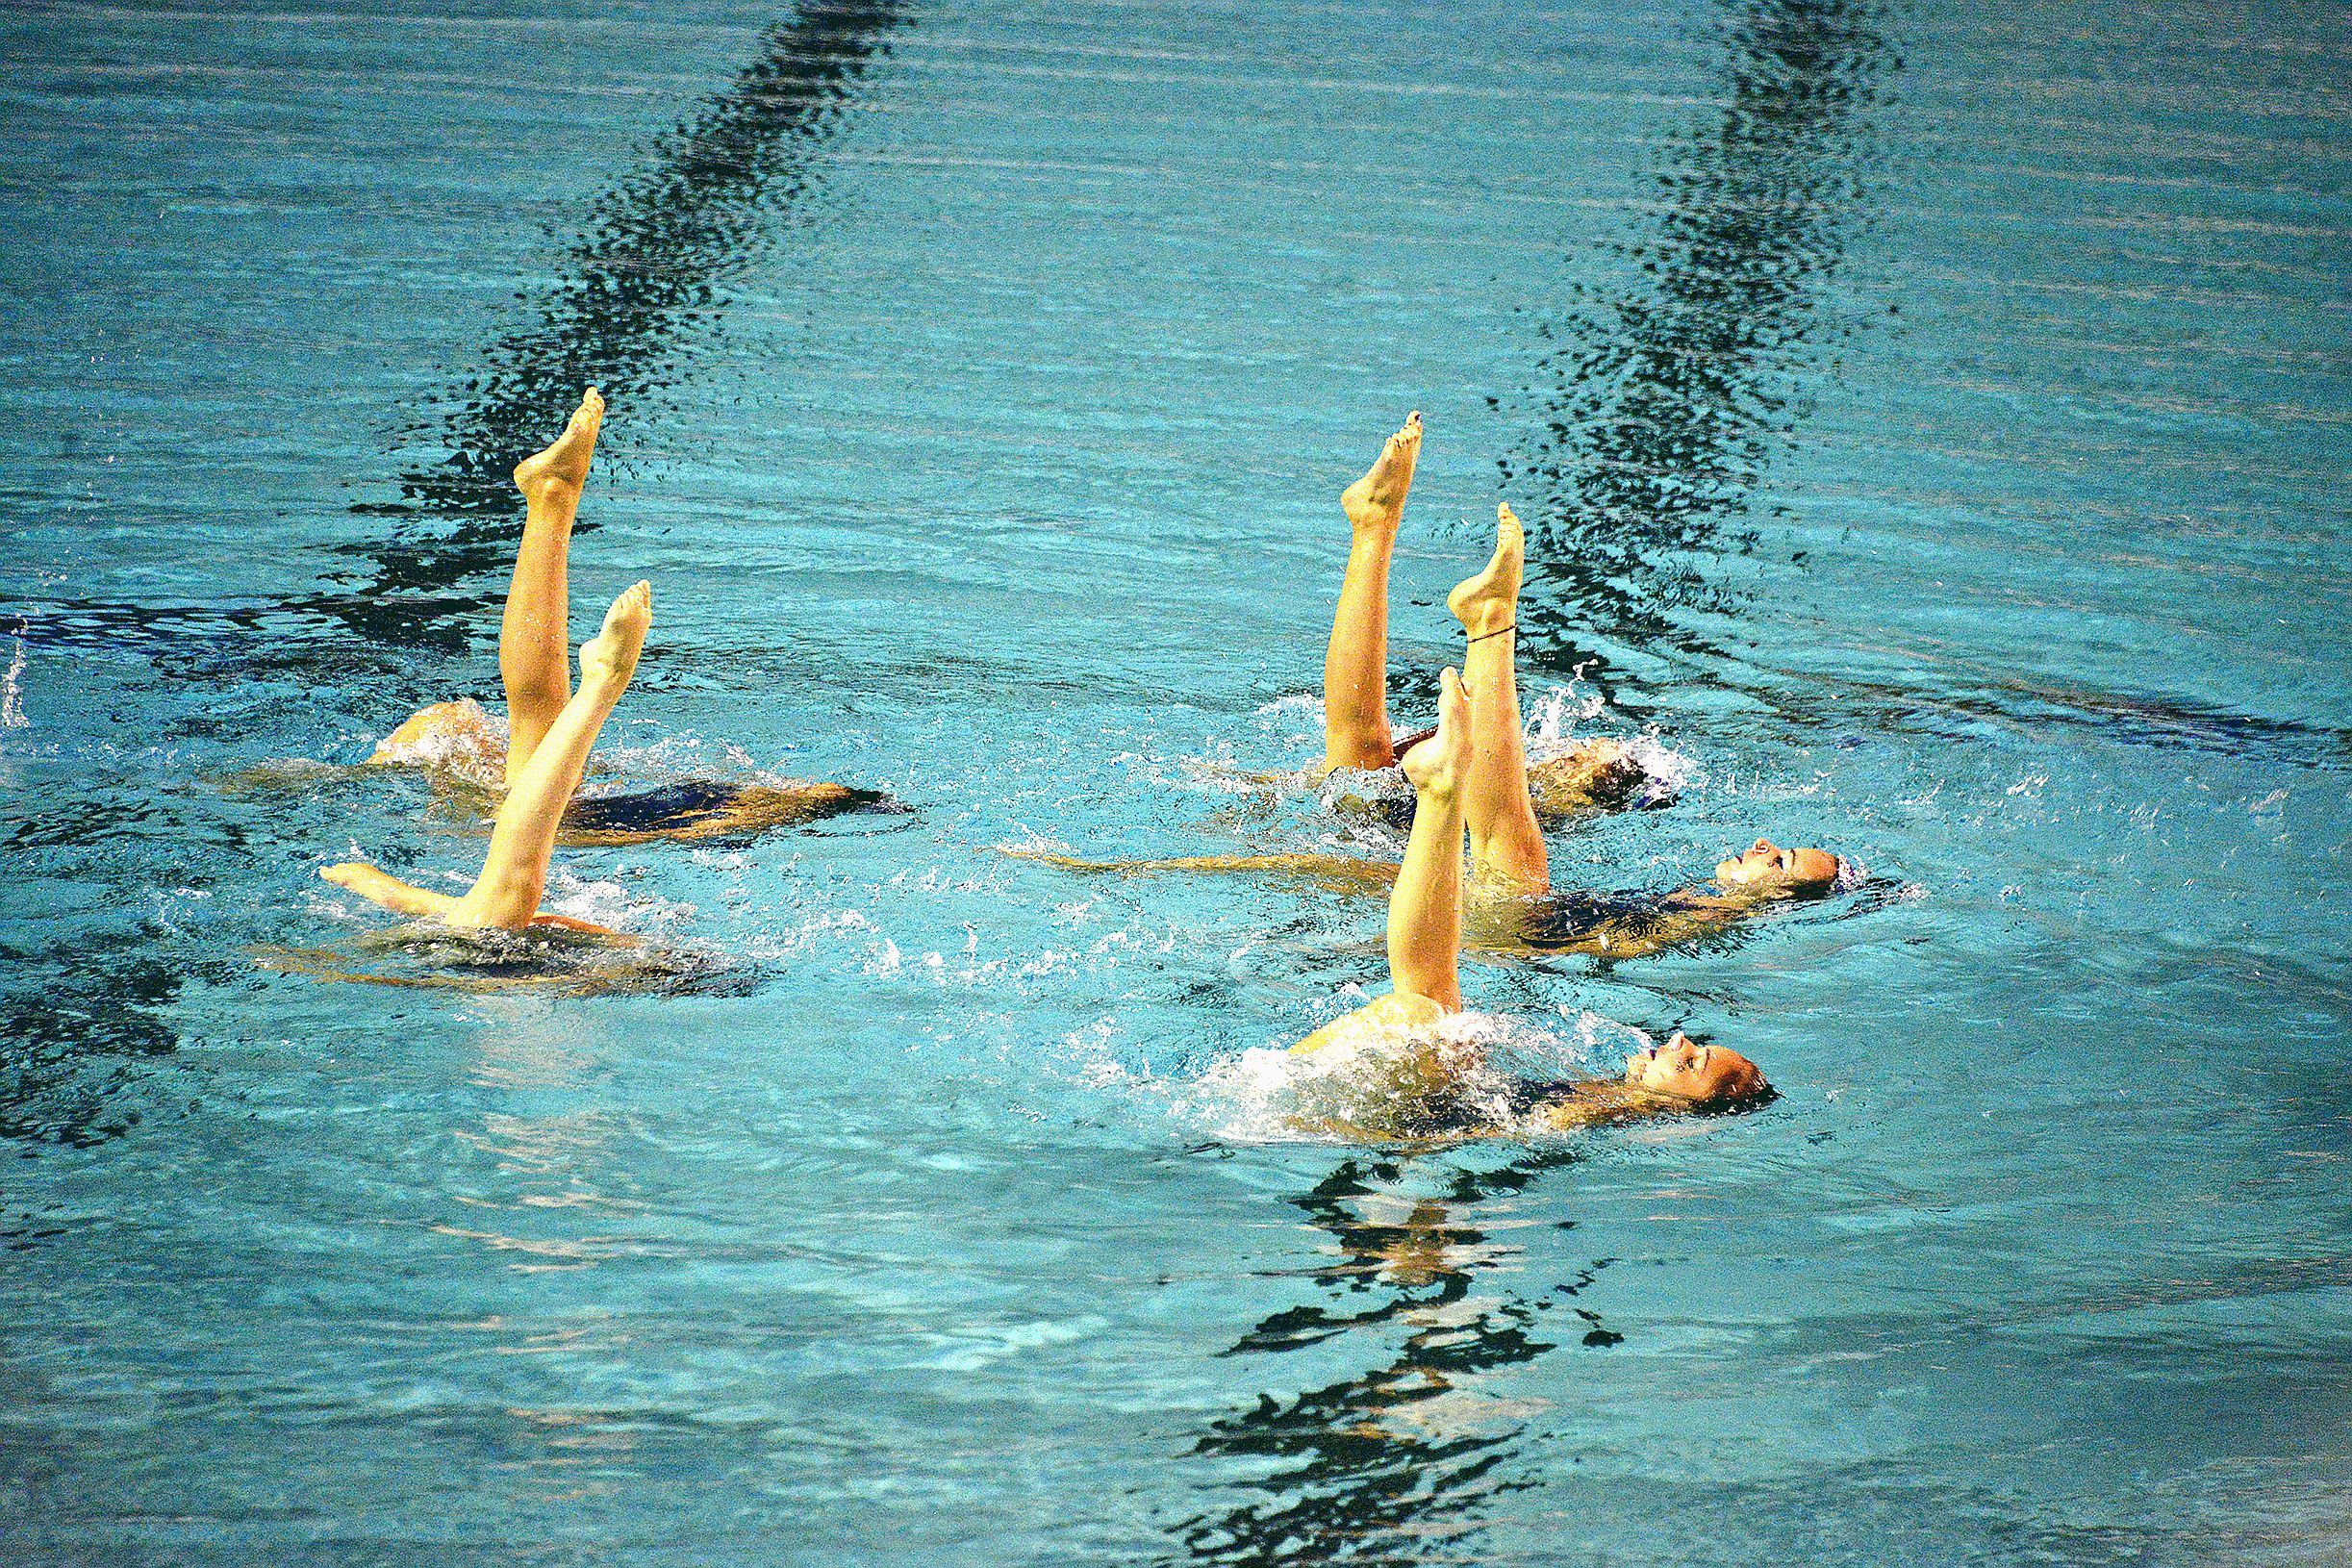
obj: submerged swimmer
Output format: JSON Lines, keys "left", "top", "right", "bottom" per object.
{"left": 320, "top": 582, "right": 653, "bottom": 938}
{"left": 359, "top": 389, "right": 885, "bottom": 843}
{"left": 1020, "top": 508, "right": 1849, "bottom": 960}
{"left": 1316, "top": 414, "right": 1655, "bottom": 819}
{"left": 1443, "top": 506, "right": 1847, "bottom": 956}
{"left": 1286, "top": 670, "right": 1771, "bottom": 1139}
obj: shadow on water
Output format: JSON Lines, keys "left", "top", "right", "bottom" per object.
{"left": 1822, "top": 667, "right": 2352, "bottom": 771}
{"left": 328, "top": 0, "right": 911, "bottom": 646}
{"left": 1166, "top": 1153, "right": 1616, "bottom": 1567}
{"left": 0, "top": 934, "right": 185, "bottom": 1150}
{"left": 1490, "top": 0, "right": 2348, "bottom": 769}
{"left": 7, "top": 0, "right": 911, "bottom": 670}
{"left": 1496, "top": 0, "right": 1890, "bottom": 694}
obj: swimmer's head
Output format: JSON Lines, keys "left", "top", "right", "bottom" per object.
{"left": 367, "top": 700, "right": 506, "bottom": 780}
{"left": 1624, "top": 1032, "right": 1771, "bottom": 1109}
{"left": 1714, "top": 837, "right": 1841, "bottom": 894}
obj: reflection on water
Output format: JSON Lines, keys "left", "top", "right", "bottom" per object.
{"left": 1822, "top": 665, "right": 2352, "bottom": 771}
{"left": 341, "top": 0, "right": 909, "bottom": 645}
{"left": 1169, "top": 1156, "right": 1612, "bottom": 1566}
{"left": 1, "top": 1, "right": 912, "bottom": 670}
{"left": 0, "top": 937, "right": 183, "bottom": 1149}
{"left": 1500, "top": 0, "right": 1889, "bottom": 686}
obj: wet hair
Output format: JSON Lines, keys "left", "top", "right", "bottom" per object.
{"left": 1580, "top": 750, "right": 1655, "bottom": 813}
{"left": 1686, "top": 1077, "right": 1780, "bottom": 1117}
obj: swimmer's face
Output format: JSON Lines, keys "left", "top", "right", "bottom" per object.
{"left": 1714, "top": 837, "right": 1840, "bottom": 893}
{"left": 1625, "top": 1032, "right": 1768, "bottom": 1106}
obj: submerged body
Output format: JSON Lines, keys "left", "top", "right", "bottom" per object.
{"left": 1280, "top": 665, "right": 1773, "bottom": 1141}
{"left": 1012, "top": 839, "right": 1837, "bottom": 961}
{"left": 1024, "top": 495, "right": 1846, "bottom": 959}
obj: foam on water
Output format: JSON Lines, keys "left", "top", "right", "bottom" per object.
{"left": 0, "top": 636, "right": 26, "bottom": 730}
{"left": 1179, "top": 1005, "right": 1661, "bottom": 1144}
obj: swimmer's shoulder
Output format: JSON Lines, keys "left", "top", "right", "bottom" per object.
{"left": 1291, "top": 991, "right": 1451, "bottom": 1055}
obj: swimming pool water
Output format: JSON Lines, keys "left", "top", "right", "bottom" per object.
{"left": 2, "top": 1, "right": 2348, "bottom": 1562}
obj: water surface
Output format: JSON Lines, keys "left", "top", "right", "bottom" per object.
{"left": 3, "top": 0, "right": 2348, "bottom": 1562}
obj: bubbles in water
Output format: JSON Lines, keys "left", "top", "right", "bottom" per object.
{"left": 1526, "top": 680, "right": 1604, "bottom": 742}
{"left": 542, "top": 867, "right": 696, "bottom": 937}
{"left": 1178, "top": 1007, "right": 1655, "bottom": 1144}
{"left": 0, "top": 637, "right": 26, "bottom": 730}
{"left": 1315, "top": 763, "right": 1411, "bottom": 815}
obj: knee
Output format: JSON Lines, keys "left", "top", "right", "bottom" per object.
{"left": 505, "top": 673, "right": 570, "bottom": 715}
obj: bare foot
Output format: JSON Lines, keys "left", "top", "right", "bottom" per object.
{"left": 1400, "top": 667, "right": 1472, "bottom": 798}
{"left": 1340, "top": 412, "right": 1423, "bottom": 536}
{"left": 578, "top": 580, "right": 651, "bottom": 693}
{"left": 514, "top": 387, "right": 605, "bottom": 499}
{"left": 1448, "top": 502, "right": 1524, "bottom": 637}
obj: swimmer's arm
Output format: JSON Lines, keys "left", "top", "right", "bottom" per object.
{"left": 527, "top": 911, "right": 634, "bottom": 942}
{"left": 1002, "top": 847, "right": 1398, "bottom": 891}
{"left": 320, "top": 862, "right": 462, "bottom": 922}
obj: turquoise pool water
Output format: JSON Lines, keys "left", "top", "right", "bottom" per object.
{"left": 3, "top": 0, "right": 2348, "bottom": 1561}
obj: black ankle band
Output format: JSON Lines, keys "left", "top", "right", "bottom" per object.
{"left": 1466, "top": 622, "right": 1515, "bottom": 645}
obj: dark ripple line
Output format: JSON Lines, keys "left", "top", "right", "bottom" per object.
{"left": 1497, "top": 0, "right": 1895, "bottom": 700}
{"left": 322, "top": 0, "right": 912, "bottom": 649}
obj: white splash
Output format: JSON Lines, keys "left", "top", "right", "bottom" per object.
{"left": 1180, "top": 1007, "right": 1645, "bottom": 1144}
{"left": 0, "top": 638, "right": 25, "bottom": 729}
{"left": 1526, "top": 679, "right": 1605, "bottom": 742}
{"left": 365, "top": 697, "right": 505, "bottom": 785}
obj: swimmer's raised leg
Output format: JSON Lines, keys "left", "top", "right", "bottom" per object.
{"left": 1450, "top": 503, "right": 1547, "bottom": 895}
{"left": 500, "top": 387, "right": 604, "bottom": 786}
{"left": 451, "top": 581, "right": 649, "bottom": 930}
{"left": 1291, "top": 668, "right": 1474, "bottom": 1057}
{"left": 1321, "top": 413, "right": 1422, "bottom": 775}
{"left": 1387, "top": 667, "right": 1471, "bottom": 1009}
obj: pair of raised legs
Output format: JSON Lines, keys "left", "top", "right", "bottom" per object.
{"left": 1320, "top": 417, "right": 1549, "bottom": 897}
{"left": 324, "top": 582, "right": 650, "bottom": 932}
{"left": 1294, "top": 669, "right": 1476, "bottom": 1054}
{"left": 327, "top": 391, "right": 653, "bottom": 933}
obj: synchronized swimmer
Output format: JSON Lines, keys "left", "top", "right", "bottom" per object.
{"left": 1020, "top": 417, "right": 1850, "bottom": 962}
{"left": 1288, "top": 670, "right": 1770, "bottom": 1136}
{"left": 323, "top": 581, "right": 653, "bottom": 938}
{"left": 1318, "top": 412, "right": 1653, "bottom": 817}
{"left": 358, "top": 388, "right": 883, "bottom": 846}
{"left": 301, "top": 397, "right": 1855, "bottom": 1138}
